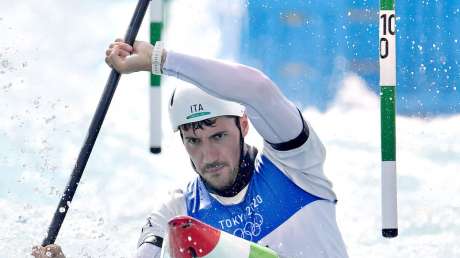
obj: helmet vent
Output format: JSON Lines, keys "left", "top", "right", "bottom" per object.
{"left": 169, "top": 89, "right": 176, "bottom": 107}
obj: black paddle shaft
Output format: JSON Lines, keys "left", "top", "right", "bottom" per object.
{"left": 42, "top": 0, "right": 151, "bottom": 246}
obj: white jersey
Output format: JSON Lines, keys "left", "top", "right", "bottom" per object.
{"left": 136, "top": 51, "right": 348, "bottom": 258}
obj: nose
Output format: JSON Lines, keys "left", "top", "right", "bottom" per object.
{"left": 201, "top": 142, "right": 219, "bottom": 164}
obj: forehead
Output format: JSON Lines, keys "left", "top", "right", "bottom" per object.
{"left": 181, "top": 116, "right": 237, "bottom": 137}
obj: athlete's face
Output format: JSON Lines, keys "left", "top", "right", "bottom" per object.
{"left": 181, "top": 115, "right": 249, "bottom": 190}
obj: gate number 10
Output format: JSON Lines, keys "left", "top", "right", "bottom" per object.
{"left": 380, "top": 14, "right": 396, "bottom": 59}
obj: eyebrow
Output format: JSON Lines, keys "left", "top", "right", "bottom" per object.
{"left": 183, "top": 130, "right": 227, "bottom": 140}
{"left": 184, "top": 135, "right": 199, "bottom": 141}
{"left": 209, "top": 131, "right": 227, "bottom": 138}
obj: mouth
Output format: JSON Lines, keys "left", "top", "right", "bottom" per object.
{"left": 205, "top": 164, "right": 225, "bottom": 174}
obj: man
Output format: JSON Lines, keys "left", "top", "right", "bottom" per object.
{"left": 34, "top": 39, "right": 348, "bottom": 258}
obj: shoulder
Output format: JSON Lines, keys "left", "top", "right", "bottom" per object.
{"left": 260, "top": 121, "right": 337, "bottom": 201}
{"left": 162, "top": 188, "right": 188, "bottom": 212}
{"left": 262, "top": 120, "right": 325, "bottom": 169}
{"left": 141, "top": 187, "right": 188, "bottom": 239}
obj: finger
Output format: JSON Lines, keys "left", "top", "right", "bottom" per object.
{"left": 49, "top": 244, "right": 62, "bottom": 250}
{"left": 112, "top": 45, "right": 131, "bottom": 57}
{"left": 109, "top": 41, "right": 121, "bottom": 49}
{"left": 109, "top": 43, "right": 133, "bottom": 55}
{"left": 105, "top": 56, "right": 112, "bottom": 67}
{"left": 118, "top": 49, "right": 131, "bottom": 58}
{"left": 108, "top": 48, "right": 124, "bottom": 69}
{"left": 109, "top": 41, "right": 123, "bottom": 48}
{"left": 118, "top": 43, "right": 133, "bottom": 53}
{"left": 106, "top": 46, "right": 130, "bottom": 63}
{"left": 31, "top": 246, "right": 42, "bottom": 257}
{"left": 31, "top": 245, "right": 65, "bottom": 258}
{"left": 46, "top": 244, "right": 63, "bottom": 253}
{"left": 115, "top": 38, "right": 124, "bottom": 42}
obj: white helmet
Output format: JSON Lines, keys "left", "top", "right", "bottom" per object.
{"left": 168, "top": 85, "right": 245, "bottom": 132}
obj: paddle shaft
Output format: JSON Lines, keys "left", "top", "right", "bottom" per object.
{"left": 41, "top": 0, "right": 151, "bottom": 246}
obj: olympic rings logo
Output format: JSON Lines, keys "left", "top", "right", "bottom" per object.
{"left": 233, "top": 213, "right": 264, "bottom": 241}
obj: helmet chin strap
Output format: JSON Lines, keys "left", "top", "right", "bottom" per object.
{"left": 187, "top": 117, "right": 253, "bottom": 198}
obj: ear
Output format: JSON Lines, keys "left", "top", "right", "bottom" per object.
{"left": 239, "top": 114, "right": 249, "bottom": 137}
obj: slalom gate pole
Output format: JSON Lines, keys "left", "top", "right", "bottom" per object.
{"left": 149, "top": 0, "right": 164, "bottom": 154}
{"left": 379, "top": 0, "right": 398, "bottom": 238}
{"left": 41, "top": 0, "right": 152, "bottom": 246}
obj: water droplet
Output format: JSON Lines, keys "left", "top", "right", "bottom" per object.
{"left": 2, "top": 82, "right": 12, "bottom": 90}
{"left": 33, "top": 99, "right": 40, "bottom": 108}
{"left": 45, "top": 115, "right": 56, "bottom": 123}
{"left": 59, "top": 207, "right": 66, "bottom": 213}
{"left": 16, "top": 215, "right": 27, "bottom": 224}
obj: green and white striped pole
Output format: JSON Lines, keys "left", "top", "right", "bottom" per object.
{"left": 379, "top": 0, "right": 398, "bottom": 238}
{"left": 149, "top": 0, "right": 164, "bottom": 154}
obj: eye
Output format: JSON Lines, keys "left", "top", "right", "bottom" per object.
{"left": 186, "top": 138, "right": 200, "bottom": 145}
{"left": 212, "top": 133, "right": 226, "bottom": 141}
